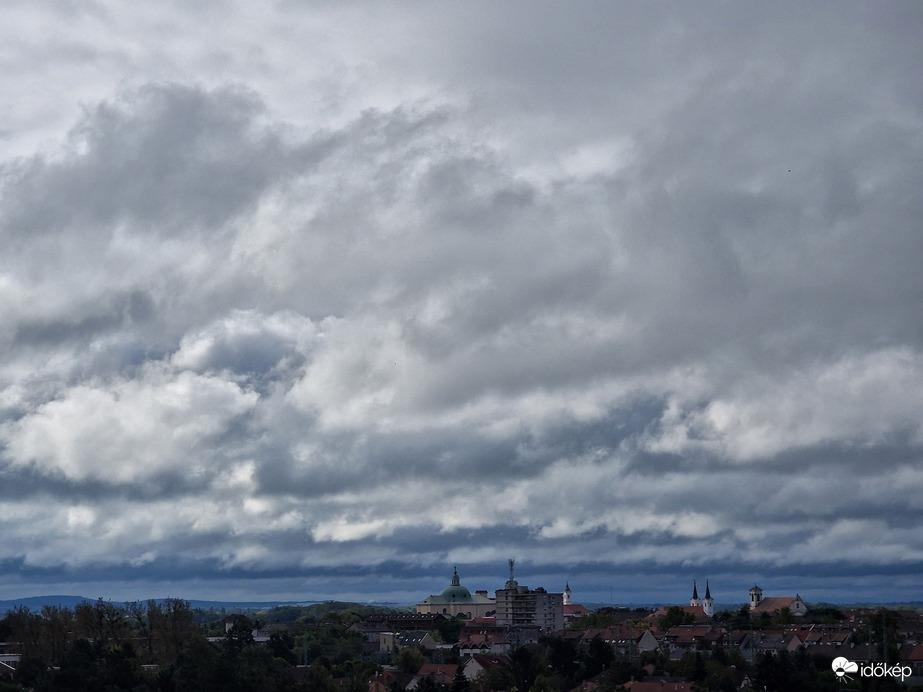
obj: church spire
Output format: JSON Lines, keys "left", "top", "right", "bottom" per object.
{"left": 703, "top": 580, "right": 714, "bottom": 618}
{"left": 692, "top": 580, "right": 699, "bottom": 600}
{"left": 451, "top": 566, "right": 460, "bottom": 586}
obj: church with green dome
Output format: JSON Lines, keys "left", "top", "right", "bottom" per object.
{"left": 416, "top": 568, "right": 496, "bottom": 619}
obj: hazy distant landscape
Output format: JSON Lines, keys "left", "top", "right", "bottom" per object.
{"left": 3, "top": 595, "right": 921, "bottom": 616}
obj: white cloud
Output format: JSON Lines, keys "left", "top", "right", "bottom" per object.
{"left": 644, "top": 348, "right": 923, "bottom": 462}
{"left": 2, "top": 367, "right": 258, "bottom": 483}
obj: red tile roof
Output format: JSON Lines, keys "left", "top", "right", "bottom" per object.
{"left": 621, "top": 681, "right": 695, "bottom": 691}
{"left": 750, "top": 597, "right": 795, "bottom": 614}
{"left": 415, "top": 663, "right": 457, "bottom": 683}
{"left": 648, "top": 606, "right": 707, "bottom": 620}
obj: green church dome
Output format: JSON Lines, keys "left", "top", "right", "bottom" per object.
{"left": 441, "top": 583, "right": 473, "bottom": 602}
{"left": 441, "top": 567, "right": 473, "bottom": 601}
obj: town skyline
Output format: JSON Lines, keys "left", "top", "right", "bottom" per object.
{"left": 0, "top": 564, "right": 917, "bottom": 611}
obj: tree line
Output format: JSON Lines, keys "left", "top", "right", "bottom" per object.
{"left": 0, "top": 597, "right": 360, "bottom": 691}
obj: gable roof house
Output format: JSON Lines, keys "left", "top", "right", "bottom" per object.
{"left": 660, "top": 625, "right": 727, "bottom": 658}
{"left": 899, "top": 644, "right": 923, "bottom": 679}
{"left": 463, "top": 654, "right": 512, "bottom": 681}
{"left": 379, "top": 629, "right": 438, "bottom": 654}
{"left": 367, "top": 669, "right": 402, "bottom": 692}
{"left": 407, "top": 663, "right": 459, "bottom": 690}
{"left": 736, "top": 630, "right": 802, "bottom": 662}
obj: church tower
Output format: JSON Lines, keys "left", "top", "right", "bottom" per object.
{"left": 690, "top": 580, "right": 701, "bottom": 607}
{"left": 749, "top": 585, "right": 763, "bottom": 610}
{"left": 563, "top": 582, "right": 572, "bottom": 606}
{"left": 703, "top": 580, "right": 714, "bottom": 618}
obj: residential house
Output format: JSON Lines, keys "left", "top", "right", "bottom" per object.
{"left": 458, "top": 617, "right": 509, "bottom": 655}
{"left": 637, "top": 629, "right": 662, "bottom": 654}
{"left": 463, "top": 653, "right": 512, "bottom": 681}
{"left": 899, "top": 644, "right": 923, "bottom": 680}
{"left": 407, "top": 663, "right": 459, "bottom": 690}
{"left": 379, "top": 629, "right": 438, "bottom": 654}
{"left": 736, "top": 629, "right": 800, "bottom": 662}
{"left": 659, "top": 625, "right": 727, "bottom": 659}
{"left": 581, "top": 624, "right": 648, "bottom": 657}
{"left": 252, "top": 622, "right": 289, "bottom": 643}
{"left": 367, "top": 669, "right": 402, "bottom": 692}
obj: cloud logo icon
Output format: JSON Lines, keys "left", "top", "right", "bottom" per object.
{"left": 832, "top": 657, "right": 859, "bottom": 680}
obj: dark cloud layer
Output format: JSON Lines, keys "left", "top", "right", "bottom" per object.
{"left": 0, "top": 2, "right": 921, "bottom": 603}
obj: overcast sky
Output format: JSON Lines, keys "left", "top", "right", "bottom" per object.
{"left": 1, "top": 1, "right": 921, "bottom": 607}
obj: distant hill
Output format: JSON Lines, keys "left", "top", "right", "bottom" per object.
{"left": 0, "top": 595, "right": 407, "bottom": 615}
{"left": 0, "top": 595, "right": 95, "bottom": 613}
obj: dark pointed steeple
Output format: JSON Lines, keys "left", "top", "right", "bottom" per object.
{"left": 692, "top": 580, "right": 699, "bottom": 600}
{"left": 705, "top": 580, "right": 711, "bottom": 599}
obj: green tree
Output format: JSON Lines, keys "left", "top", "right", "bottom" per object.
{"left": 569, "top": 607, "right": 620, "bottom": 629}
{"left": 235, "top": 645, "right": 294, "bottom": 692}
{"left": 450, "top": 663, "right": 470, "bottom": 691}
{"left": 529, "top": 674, "right": 553, "bottom": 692}
{"left": 510, "top": 644, "right": 547, "bottom": 692}
{"left": 415, "top": 674, "right": 442, "bottom": 692}
{"left": 434, "top": 615, "right": 465, "bottom": 644}
{"left": 267, "top": 630, "right": 298, "bottom": 665}
{"left": 125, "top": 600, "right": 154, "bottom": 662}
{"left": 301, "top": 658, "right": 339, "bottom": 692}
{"left": 223, "top": 613, "right": 255, "bottom": 659}
{"left": 607, "top": 655, "right": 646, "bottom": 686}
{"left": 396, "top": 646, "right": 426, "bottom": 674}
{"left": 14, "top": 655, "right": 47, "bottom": 688}
{"left": 150, "top": 598, "right": 202, "bottom": 665}
{"left": 584, "top": 637, "right": 615, "bottom": 678}
{"left": 658, "top": 606, "right": 696, "bottom": 630}
{"left": 6, "top": 606, "right": 47, "bottom": 661}
{"left": 714, "top": 605, "right": 751, "bottom": 631}
{"left": 544, "top": 636, "right": 580, "bottom": 682}
{"left": 74, "top": 598, "right": 130, "bottom": 647}
{"left": 861, "top": 608, "right": 902, "bottom": 664}
{"left": 475, "top": 666, "right": 515, "bottom": 691}
{"left": 40, "top": 605, "right": 73, "bottom": 666}
{"left": 771, "top": 606, "right": 795, "bottom": 627}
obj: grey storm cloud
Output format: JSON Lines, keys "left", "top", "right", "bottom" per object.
{"left": 0, "top": 1, "right": 921, "bottom": 603}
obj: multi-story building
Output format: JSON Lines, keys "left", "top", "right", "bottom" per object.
{"left": 494, "top": 560, "right": 564, "bottom": 631}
